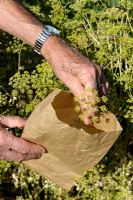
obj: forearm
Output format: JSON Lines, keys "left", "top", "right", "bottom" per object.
{"left": 0, "top": 1, "right": 106, "bottom": 125}
{"left": 0, "top": 0, "right": 43, "bottom": 47}
{"left": 0, "top": 0, "right": 62, "bottom": 61}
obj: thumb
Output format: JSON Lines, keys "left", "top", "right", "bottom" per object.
{"left": 2, "top": 128, "right": 46, "bottom": 155}
{"left": 0, "top": 115, "right": 26, "bottom": 128}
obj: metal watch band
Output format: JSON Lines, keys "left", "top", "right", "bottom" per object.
{"left": 34, "top": 27, "right": 52, "bottom": 55}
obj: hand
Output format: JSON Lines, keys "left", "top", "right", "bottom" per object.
{"left": 0, "top": 115, "right": 46, "bottom": 161}
{"left": 42, "top": 37, "right": 108, "bottom": 124}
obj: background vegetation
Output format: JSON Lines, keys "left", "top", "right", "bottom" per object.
{"left": 0, "top": 0, "right": 133, "bottom": 199}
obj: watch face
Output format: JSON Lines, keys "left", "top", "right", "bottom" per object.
{"left": 45, "top": 25, "right": 60, "bottom": 36}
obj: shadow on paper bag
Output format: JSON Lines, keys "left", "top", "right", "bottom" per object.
{"left": 22, "top": 89, "right": 122, "bottom": 189}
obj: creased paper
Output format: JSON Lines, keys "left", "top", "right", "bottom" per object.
{"left": 23, "top": 89, "right": 122, "bottom": 189}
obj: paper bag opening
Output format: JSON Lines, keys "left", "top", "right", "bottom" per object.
{"left": 23, "top": 89, "right": 122, "bottom": 189}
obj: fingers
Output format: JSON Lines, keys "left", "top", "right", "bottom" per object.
{"left": 0, "top": 128, "right": 46, "bottom": 161}
{"left": 2, "top": 149, "right": 42, "bottom": 161}
{"left": 97, "top": 73, "right": 108, "bottom": 96}
{"left": 0, "top": 115, "right": 26, "bottom": 128}
{"left": 78, "top": 71, "right": 97, "bottom": 90}
{"left": 94, "top": 63, "right": 108, "bottom": 96}
{"left": 66, "top": 77, "right": 85, "bottom": 97}
{"left": 4, "top": 130, "right": 46, "bottom": 154}
{"left": 62, "top": 73, "right": 95, "bottom": 125}
{"left": 103, "top": 80, "right": 109, "bottom": 95}
{"left": 10, "top": 136, "right": 46, "bottom": 155}
{"left": 77, "top": 92, "right": 96, "bottom": 125}
{"left": 77, "top": 69, "right": 97, "bottom": 125}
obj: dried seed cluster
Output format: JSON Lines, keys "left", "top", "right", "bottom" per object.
{"left": 74, "top": 87, "right": 108, "bottom": 123}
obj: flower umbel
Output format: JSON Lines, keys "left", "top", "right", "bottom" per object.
{"left": 74, "top": 87, "right": 108, "bottom": 123}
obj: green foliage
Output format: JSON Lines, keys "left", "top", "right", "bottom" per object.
{"left": 74, "top": 161, "right": 133, "bottom": 200}
{"left": 48, "top": 0, "right": 133, "bottom": 122}
{"left": 0, "top": 62, "right": 65, "bottom": 116}
{"left": 0, "top": 91, "right": 8, "bottom": 106}
{"left": 0, "top": 0, "right": 133, "bottom": 199}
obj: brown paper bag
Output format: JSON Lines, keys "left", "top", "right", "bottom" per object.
{"left": 23, "top": 89, "right": 122, "bottom": 189}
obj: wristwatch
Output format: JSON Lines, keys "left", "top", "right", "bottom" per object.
{"left": 34, "top": 25, "right": 60, "bottom": 55}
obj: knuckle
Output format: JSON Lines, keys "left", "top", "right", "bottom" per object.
{"left": 16, "top": 116, "right": 26, "bottom": 128}
{"left": 20, "top": 143, "right": 30, "bottom": 154}
{"left": 79, "top": 72, "right": 92, "bottom": 84}
{"left": 13, "top": 137, "right": 30, "bottom": 154}
{"left": 78, "top": 64, "right": 97, "bottom": 87}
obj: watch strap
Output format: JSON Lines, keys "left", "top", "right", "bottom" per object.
{"left": 34, "top": 26, "right": 52, "bottom": 55}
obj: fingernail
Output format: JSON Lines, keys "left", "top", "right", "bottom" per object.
{"left": 41, "top": 147, "right": 47, "bottom": 154}
{"left": 84, "top": 117, "right": 92, "bottom": 125}
{"left": 36, "top": 154, "right": 42, "bottom": 159}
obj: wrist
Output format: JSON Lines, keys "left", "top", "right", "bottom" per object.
{"left": 41, "top": 36, "right": 63, "bottom": 61}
